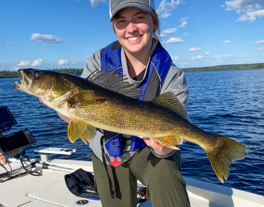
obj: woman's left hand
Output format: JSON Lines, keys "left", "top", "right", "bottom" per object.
{"left": 143, "top": 137, "right": 175, "bottom": 156}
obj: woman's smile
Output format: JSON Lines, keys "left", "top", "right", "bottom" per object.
{"left": 113, "top": 7, "right": 154, "bottom": 56}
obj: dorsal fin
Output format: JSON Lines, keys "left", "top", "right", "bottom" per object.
{"left": 152, "top": 92, "right": 191, "bottom": 122}
{"left": 87, "top": 69, "right": 141, "bottom": 99}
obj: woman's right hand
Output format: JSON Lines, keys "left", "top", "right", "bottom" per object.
{"left": 57, "top": 112, "right": 71, "bottom": 124}
{"left": 39, "top": 98, "right": 71, "bottom": 124}
{"left": 39, "top": 98, "right": 50, "bottom": 107}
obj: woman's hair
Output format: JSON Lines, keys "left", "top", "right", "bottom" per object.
{"left": 111, "top": 10, "right": 160, "bottom": 43}
{"left": 150, "top": 11, "right": 160, "bottom": 48}
{"left": 150, "top": 11, "right": 160, "bottom": 43}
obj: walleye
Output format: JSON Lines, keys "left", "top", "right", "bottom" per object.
{"left": 14, "top": 68, "right": 249, "bottom": 183}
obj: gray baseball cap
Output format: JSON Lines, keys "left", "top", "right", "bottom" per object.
{"left": 109, "top": 0, "right": 156, "bottom": 21}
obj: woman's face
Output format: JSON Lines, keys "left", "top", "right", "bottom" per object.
{"left": 113, "top": 7, "right": 155, "bottom": 56}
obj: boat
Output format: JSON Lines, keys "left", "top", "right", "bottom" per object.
{"left": 0, "top": 146, "right": 264, "bottom": 207}
{"left": 0, "top": 106, "right": 264, "bottom": 207}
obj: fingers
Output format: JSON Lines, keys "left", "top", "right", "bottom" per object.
{"left": 39, "top": 98, "right": 52, "bottom": 108}
{"left": 39, "top": 98, "right": 44, "bottom": 103}
{"left": 143, "top": 137, "right": 164, "bottom": 153}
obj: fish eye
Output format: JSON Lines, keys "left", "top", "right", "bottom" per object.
{"left": 32, "top": 71, "right": 40, "bottom": 79}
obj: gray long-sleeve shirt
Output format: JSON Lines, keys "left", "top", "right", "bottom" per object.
{"left": 81, "top": 43, "right": 189, "bottom": 163}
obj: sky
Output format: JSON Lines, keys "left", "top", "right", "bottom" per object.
{"left": 0, "top": 0, "right": 264, "bottom": 71}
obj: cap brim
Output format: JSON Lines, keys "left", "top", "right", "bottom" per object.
{"left": 110, "top": 2, "right": 153, "bottom": 21}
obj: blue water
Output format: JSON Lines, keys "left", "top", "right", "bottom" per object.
{"left": 0, "top": 69, "right": 263, "bottom": 196}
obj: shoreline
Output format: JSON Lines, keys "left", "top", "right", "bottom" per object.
{"left": 181, "top": 62, "right": 264, "bottom": 72}
{"left": 1, "top": 63, "right": 264, "bottom": 78}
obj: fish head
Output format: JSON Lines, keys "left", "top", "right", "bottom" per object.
{"left": 14, "top": 68, "right": 73, "bottom": 100}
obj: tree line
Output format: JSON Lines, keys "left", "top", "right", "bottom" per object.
{"left": 0, "top": 68, "right": 83, "bottom": 78}
{"left": 181, "top": 63, "right": 264, "bottom": 72}
{"left": 1, "top": 63, "right": 264, "bottom": 78}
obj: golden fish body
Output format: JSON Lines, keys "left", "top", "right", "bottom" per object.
{"left": 14, "top": 68, "right": 249, "bottom": 183}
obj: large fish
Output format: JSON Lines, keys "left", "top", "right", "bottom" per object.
{"left": 14, "top": 68, "right": 249, "bottom": 182}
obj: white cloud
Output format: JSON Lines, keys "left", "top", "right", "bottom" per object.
{"left": 30, "top": 33, "right": 66, "bottom": 44}
{"left": 179, "top": 17, "right": 189, "bottom": 28}
{"left": 189, "top": 47, "right": 202, "bottom": 52}
{"left": 58, "top": 59, "right": 69, "bottom": 65}
{"left": 5, "top": 42, "right": 14, "bottom": 45}
{"left": 227, "top": 47, "right": 233, "bottom": 50}
{"left": 257, "top": 47, "right": 264, "bottom": 51}
{"left": 18, "top": 60, "right": 31, "bottom": 66}
{"left": 254, "top": 39, "right": 264, "bottom": 44}
{"left": 17, "top": 59, "right": 43, "bottom": 67}
{"left": 159, "top": 34, "right": 167, "bottom": 38}
{"left": 163, "top": 37, "right": 184, "bottom": 44}
{"left": 183, "top": 33, "right": 189, "bottom": 36}
{"left": 162, "top": 28, "right": 177, "bottom": 34}
{"left": 160, "top": 28, "right": 177, "bottom": 38}
{"left": 205, "top": 52, "right": 210, "bottom": 55}
{"left": 191, "top": 55, "right": 205, "bottom": 61}
{"left": 222, "top": 40, "right": 232, "bottom": 43}
{"left": 89, "top": 0, "right": 105, "bottom": 7}
{"left": 32, "top": 59, "right": 43, "bottom": 66}
{"left": 157, "top": 0, "right": 182, "bottom": 18}
{"left": 237, "top": 9, "right": 264, "bottom": 21}
{"left": 225, "top": 0, "right": 264, "bottom": 22}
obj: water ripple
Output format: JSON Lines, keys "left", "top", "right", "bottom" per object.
{"left": 1, "top": 70, "right": 264, "bottom": 196}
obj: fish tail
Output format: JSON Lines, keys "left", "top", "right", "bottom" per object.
{"left": 205, "top": 133, "right": 250, "bottom": 183}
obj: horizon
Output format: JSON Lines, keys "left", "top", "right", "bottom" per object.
{"left": 1, "top": 0, "right": 264, "bottom": 71}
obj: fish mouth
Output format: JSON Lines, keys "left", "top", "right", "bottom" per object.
{"left": 14, "top": 69, "right": 33, "bottom": 91}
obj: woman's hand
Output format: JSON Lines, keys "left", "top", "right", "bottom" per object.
{"left": 143, "top": 137, "right": 175, "bottom": 156}
{"left": 39, "top": 98, "right": 49, "bottom": 107}
{"left": 39, "top": 98, "right": 70, "bottom": 124}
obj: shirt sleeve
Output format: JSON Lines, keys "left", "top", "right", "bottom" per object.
{"left": 161, "top": 63, "right": 189, "bottom": 109}
{"left": 81, "top": 49, "right": 102, "bottom": 79}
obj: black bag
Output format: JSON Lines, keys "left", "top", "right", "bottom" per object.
{"left": 64, "top": 168, "right": 100, "bottom": 199}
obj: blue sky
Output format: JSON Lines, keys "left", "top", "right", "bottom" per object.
{"left": 1, "top": 0, "right": 264, "bottom": 71}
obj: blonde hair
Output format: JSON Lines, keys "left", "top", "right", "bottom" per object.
{"left": 150, "top": 11, "right": 160, "bottom": 43}
{"left": 111, "top": 10, "right": 160, "bottom": 43}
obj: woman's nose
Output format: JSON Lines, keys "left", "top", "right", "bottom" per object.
{"left": 126, "top": 21, "right": 137, "bottom": 33}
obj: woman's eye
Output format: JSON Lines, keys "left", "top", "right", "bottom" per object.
{"left": 118, "top": 20, "right": 125, "bottom": 24}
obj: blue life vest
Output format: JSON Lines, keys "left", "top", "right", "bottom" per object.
{"left": 100, "top": 41, "right": 172, "bottom": 165}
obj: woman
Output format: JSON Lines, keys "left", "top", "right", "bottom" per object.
{"left": 58, "top": 0, "right": 190, "bottom": 206}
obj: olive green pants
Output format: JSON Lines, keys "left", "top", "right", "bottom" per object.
{"left": 92, "top": 147, "right": 190, "bottom": 207}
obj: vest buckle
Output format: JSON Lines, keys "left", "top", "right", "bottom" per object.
{"left": 110, "top": 157, "right": 122, "bottom": 166}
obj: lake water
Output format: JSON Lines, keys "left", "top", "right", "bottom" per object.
{"left": 0, "top": 69, "right": 263, "bottom": 196}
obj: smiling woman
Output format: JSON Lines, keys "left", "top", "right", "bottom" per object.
{"left": 38, "top": 0, "right": 190, "bottom": 206}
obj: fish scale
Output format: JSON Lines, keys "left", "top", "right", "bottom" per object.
{"left": 14, "top": 68, "right": 250, "bottom": 183}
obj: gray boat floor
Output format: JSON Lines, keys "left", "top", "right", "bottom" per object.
{"left": 0, "top": 159, "right": 263, "bottom": 207}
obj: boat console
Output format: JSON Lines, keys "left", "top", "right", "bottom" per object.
{"left": 0, "top": 106, "right": 36, "bottom": 158}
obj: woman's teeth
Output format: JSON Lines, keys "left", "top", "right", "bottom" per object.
{"left": 128, "top": 36, "right": 141, "bottom": 41}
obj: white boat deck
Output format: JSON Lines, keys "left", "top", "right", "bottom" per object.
{"left": 0, "top": 159, "right": 264, "bottom": 207}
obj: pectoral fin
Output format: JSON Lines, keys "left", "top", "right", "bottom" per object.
{"left": 79, "top": 125, "right": 97, "bottom": 144}
{"left": 68, "top": 120, "right": 96, "bottom": 144}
